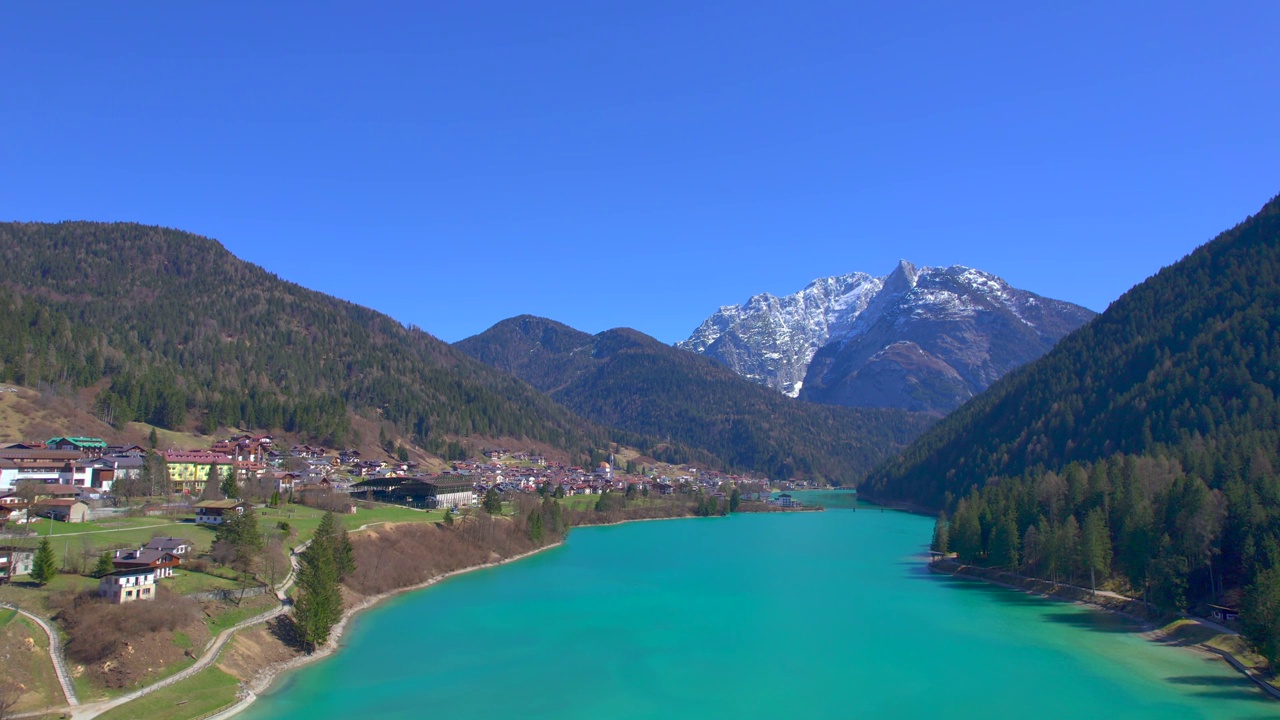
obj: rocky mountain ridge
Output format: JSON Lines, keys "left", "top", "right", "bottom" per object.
{"left": 679, "top": 260, "right": 1095, "bottom": 413}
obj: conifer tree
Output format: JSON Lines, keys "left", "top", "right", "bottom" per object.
{"left": 220, "top": 466, "right": 239, "bottom": 499}
{"left": 443, "top": 507, "right": 455, "bottom": 526}
{"left": 482, "top": 488, "right": 502, "bottom": 515}
{"left": 527, "top": 508, "right": 545, "bottom": 544}
{"left": 293, "top": 540, "right": 343, "bottom": 652}
{"left": 1080, "top": 507, "right": 1112, "bottom": 595}
{"left": 312, "top": 511, "right": 355, "bottom": 581}
{"left": 931, "top": 511, "right": 949, "bottom": 555}
{"left": 989, "top": 513, "right": 1019, "bottom": 569}
{"left": 94, "top": 551, "right": 115, "bottom": 578}
{"left": 31, "top": 539, "right": 57, "bottom": 585}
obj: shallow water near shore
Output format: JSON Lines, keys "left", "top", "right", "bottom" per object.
{"left": 243, "top": 491, "right": 1272, "bottom": 719}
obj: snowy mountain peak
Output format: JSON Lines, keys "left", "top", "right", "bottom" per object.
{"left": 678, "top": 261, "right": 1096, "bottom": 410}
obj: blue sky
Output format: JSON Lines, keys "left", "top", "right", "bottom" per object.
{"left": 3, "top": 2, "right": 1277, "bottom": 343}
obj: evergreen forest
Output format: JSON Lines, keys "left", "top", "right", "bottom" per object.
{"left": 867, "top": 194, "right": 1280, "bottom": 660}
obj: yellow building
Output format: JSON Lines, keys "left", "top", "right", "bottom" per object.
{"left": 162, "top": 451, "right": 232, "bottom": 495}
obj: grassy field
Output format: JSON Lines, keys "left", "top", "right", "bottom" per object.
{"left": 94, "top": 666, "right": 241, "bottom": 720}
{"left": 2, "top": 517, "right": 218, "bottom": 556}
{"left": 0, "top": 573, "right": 99, "bottom": 615}
{"left": 205, "top": 592, "right": 279, "bottom": 635}
{"left": 0, "top": 610, "right": 64, "bottom": 713}
{"left": 256, "top": 502, "right": 445, "bottom": 547}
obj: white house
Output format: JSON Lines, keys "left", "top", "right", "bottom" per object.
{"left": 99, "top": 567, "right": 157, "bottom": 603}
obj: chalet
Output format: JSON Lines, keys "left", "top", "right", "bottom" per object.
{"left": 162, "top": 451, "right": 233, "bottom": 495}
{"left": 144, "top": 537, "right": 195, "bottom": 556}
{"left": 35, "top": 499, "right": 89, "bottom": 523}
{"left": 46, "top": 436, "right": 108, "bottom": 458}
{"left": 113, "top": 548, "right": 182, "bottom": 578}
{"left": 194, "top": 499, "right": 251, "bottom": 525}
{"left": 0, "top": 547, "right": 34, "bottom": 583}
{"left": 105, "top": 444, "right": 147, "bottom": 457}
{"left": 99, "top": 567, "right": 157, "bottom": 603}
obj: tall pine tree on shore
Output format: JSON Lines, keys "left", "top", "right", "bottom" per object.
{"left": 293, "top": 538, "right": 343, "bottom": 652}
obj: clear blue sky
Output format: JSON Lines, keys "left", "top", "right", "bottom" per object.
{"left": 3, "top": 3, "right": 1277, "bottom": 343}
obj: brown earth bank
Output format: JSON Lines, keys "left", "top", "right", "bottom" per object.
{"left": 51, "top": 587, "right": 280, "bottom": 694}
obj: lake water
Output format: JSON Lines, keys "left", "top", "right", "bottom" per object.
{"left": 243, "top": 491, "right": 1273, "bottom": 719}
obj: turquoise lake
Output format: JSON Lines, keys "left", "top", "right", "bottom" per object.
{"left": 243, "top": 492, "right": 1274, "bottom": 719}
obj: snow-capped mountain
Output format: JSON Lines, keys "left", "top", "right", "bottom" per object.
{"left": 677, "top": 260, "right": 1096, "bottom": 413}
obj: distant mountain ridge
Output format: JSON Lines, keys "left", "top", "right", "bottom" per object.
{"left": 457, "top": 315, "right": 934, "bottom": 484}
{"left": 679, "top": 261, "right": 1095, "bottom": 413}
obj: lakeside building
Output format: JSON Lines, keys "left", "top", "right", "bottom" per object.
{"left": 99, "top": 567, "right": 157, "bottom": 603}
{"left": 194, "top": 499, "right": 251, "bottom": 525}
{"left": 0, "top": 448, "right": 96, "bottom": 492}
{"left": 46, "top": 436, "right": 108, "bottom": 458}
{"left": 162, "top": 451, "right": 233, "bottom": 495}
{"left": 112, "top": 548, "right": 182, "bottom": 578}
{"left": 350, "top": 476, "right": 476, "bottom": 509}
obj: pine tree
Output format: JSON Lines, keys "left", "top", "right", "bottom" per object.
{"left": 1080, "top": 507, "right": 1112, "bottom": 596}
{"left": 148, "top": 426, "right": 158, "bottom": 449}
{"left": 443, "top": 507, "right": 455, "bottom": 526}
{"left": 220, "top": 466, "right": 238, "bottom": 499}
{"left": 482, "top": 488, "right": 502, "bottom": 515}
{"left": 931, "top": 512, "right": 949, "bottom": 554}
{"left": 94, "top": 551, "right": 115, "bottom": 578}
{"left": 312, "top": 512, "right": 356, "bottom": 581}
{"left": 527, "top": 508, "right": 545, "bottom": 544}
{"left": 989, "top": 513, "right": 1020, "bottom": 569}
{"left": 293, "top": 540, "right": 343, "bottom": 652}
{"left": 31, "top": 539, "right": 57, "bottom": 585}
{"left": 951, "top": 503, "right": 983, "bottom": 563}
{"left": 1243, "top": 566, "right": 1280, "bottom": 668}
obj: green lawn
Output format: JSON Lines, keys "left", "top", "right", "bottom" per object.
{"left": 256, "top": 502, "right": 445, "bottom": 548}
{"left": 0, "top": 573, "right": 99, "bottom": 615}
{"left": 205, "top": 592, "right": 279, "bottom": 635}
{"left": 3, "top": 518, "right": 217, "bottom": 555}
{"left": 95, "top": 666, "right": 241, "bottom": 720}
{"left": 165, "top": 570, "right": 242, "bottom": 596}
{"left": 559, "top": 494, "right": 598, "bottom": 511}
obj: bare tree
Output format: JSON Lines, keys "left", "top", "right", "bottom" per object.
{"left": 0, "top": 680, "right": 22, "bottom": 720}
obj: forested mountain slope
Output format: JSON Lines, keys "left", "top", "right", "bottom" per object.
{"left": 458, "top": 315, "right": 935, "bottom": 483}
{"left": 0, "top": 222, "right": 608, "bottom": 456}
{"left": 864, "top": 194, "right": 1280, "bottom": 639}
{"left": 866, "top": 195, "right": 1280, "bottom": 504}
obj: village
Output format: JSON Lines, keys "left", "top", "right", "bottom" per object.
{"left": 0, "top": 434, "right": 806, "bottom": 597}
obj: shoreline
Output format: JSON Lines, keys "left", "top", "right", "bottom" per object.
{"left": 213, "top": 506, "right": 812, "bottom": 719}
{"left": 213, "top": 539, "right": 568, "bottom": 719}
{"left": 928, "top": 560, "right": 1280, "bottom": 701}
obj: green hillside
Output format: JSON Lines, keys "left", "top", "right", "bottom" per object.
{"left": 0, "top": 222, "right": 608, "bottom": 456}
{"left": 864, "top": 194, "right": 1280, "bottom": 648}
{"left": 457, "top": 315, "right": 935, "bottom": 483}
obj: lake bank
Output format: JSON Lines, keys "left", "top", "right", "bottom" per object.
{"left": 930, "top": 558, "right": 1280, "bottom": 702}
